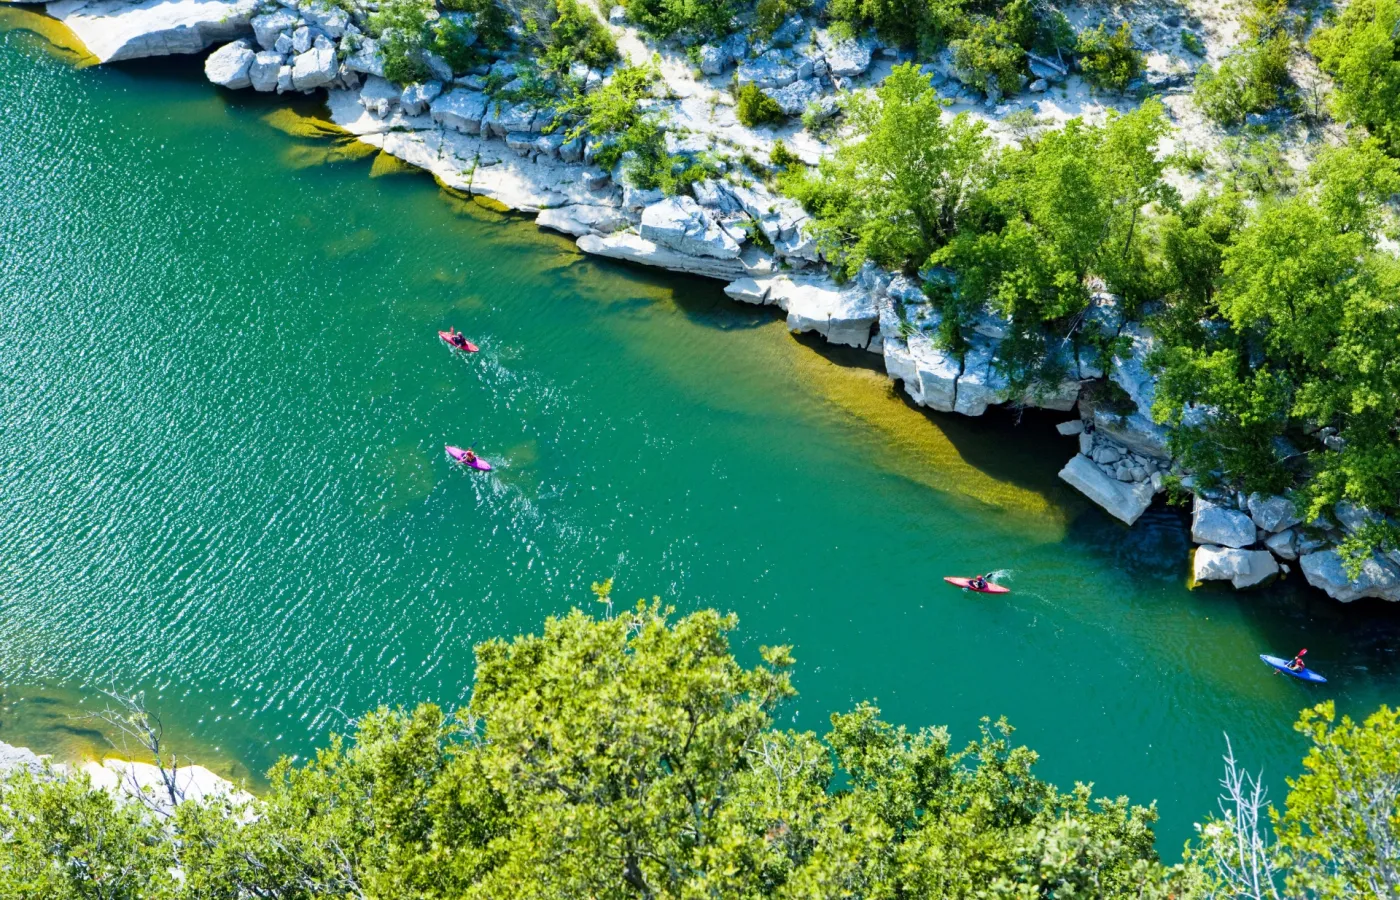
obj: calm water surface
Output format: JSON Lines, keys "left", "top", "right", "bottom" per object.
{"left": 2, "top": 21, "right": 1398, "bottom": 851}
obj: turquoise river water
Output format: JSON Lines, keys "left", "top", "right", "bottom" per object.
{"left": 1, "top": 17, "right": 1397, "bottom": 853}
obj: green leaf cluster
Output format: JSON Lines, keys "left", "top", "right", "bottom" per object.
{"left": 1151, "top": 140, "right": 1400, "bottom": 518}
{"left": 369, "top": 0, "right": 437, "bottom": 83}
{"left": 735, "top": 83, "right": 786, "bottom": 127}
{"left": 619, "top": 0, "right": 739, "bottom": 41}
{"left": 1310, "top": 0, "right": 1400, "bottom": 152}
{"left": 779, "top": 64, "right": 993, "bottom": 277}
{"left": 0, "top": 606, "right": 1180, "bottom": 899}
{"left": 1193, "top": 0, "right": 1295, "bottom": 126}
{"left": 1076, "top": 22, "right": 1144, "bottom": 93}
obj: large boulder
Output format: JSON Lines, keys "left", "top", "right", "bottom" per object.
{"left": 1300, "top": 549, "right": 1400, "bottom": 602}
{"left": 0, "top": 740, "right": 44, "bottom": 777}
{"left": 47, "top": 0, "right": 257, "bottom": 63}
{"left": 482, "top": 100, "right": 543, "bottom": 137}
{"left": 1247, "top": 492, "right": 1302, "bottom": 533}
{"left": 639, "top": 196, "right": 742, "bottom": 260}
{"left": 1059, "top": 454, "right": 1155, "bottom": 526}
{"left": 204, "top": 38, "right": 255, "bottom": 88}
{"left": 431, "top": 88, "right": 489, "bottom": 134}
{"left": 1192, "top": 499, "right": 1257, "bottom": 548}
{"left": 343, "top": 37, "right": 385, "bottom": 77}
{"left": 767, "top": 78, "right": 823, "bottom": 117}
{"left": 1265, "top": 528, "right": 1298, "bottom": 561}
{"left": 906, "top": 334, "right": 961, "bottom": 411}
{"left": 359, "top": 75, "right": 400, "bottom": 116}
{"left": 1194, "top": 545, "right": 1279, "bottom": 589}
{"left": 816, "top": 29, "right": 873, "bottom": 77}
{"left": 536, "top": 204, "right": 630, "bottom": 238}
{"left": 247, "top": 50, "right": 282, "bottom": 91}
{"left": 782, "top": 278, "right": 878, "bottom": 349}
{"left": 736, "top": 51, "right": 801, "bottom": 89}
{"left": 291, "top": 45, "right": 337, "bottom": 90}
{"left": 251, "top": 7, "right": 295, "bottom": 49}
{"left": 576, "top": 233, "right": 749, "bottom": 281}
{"left": 399, "top": 80, "right": 443, "bottom": 115}
{"left": 954, "top": 338, "right": 1009, "bottom": 416}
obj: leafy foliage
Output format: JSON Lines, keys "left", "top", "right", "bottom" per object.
{"left": 540, "top": 0, "right": 619, "bottom": 72}
{"left": 1152, "top": 141, "right": 1400, "bottom": 516}
{"left": 369, "top": 0, "right": 436, "bottom": 83}
{"left": 755, "top": 0, "right": 811, "bottom": 38}
{"left": 735, "top": 83, "right": 786, "bottom": 126}
{"left": 1076, "top": 22, "right": 1143, "bottom": 93}
{"left": 620, "top": 0, "right": 739, "bottom": 41}
{"left": 824, "top": 0, "right": 969, "bottom": 57}
{"left": 1310, "top": 0, "right": 1400, "bottom": 152}
{"left": 0, "top": 606, "right": 1182, "bottom": 899}
{"left": 780, "top": 63, "right": 994, "bottom": 277}
{"left": 1192, "top": 702, "right": 1400, "bottom": 900}
{"left": 1193, "top": 0, "right": 1294, "bottom": 125}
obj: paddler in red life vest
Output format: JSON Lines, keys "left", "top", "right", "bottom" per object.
{"left": 446, "top": 326, "right": 466, "bottom": 348}
{"left": 970, "top": 574, "right": 990, "bottom": 590}
{"left": 463, "top": 448, "right": 478, "bottom": 465}
{"left": 1287, "top": 649, "right": 1308, "bottom": 671}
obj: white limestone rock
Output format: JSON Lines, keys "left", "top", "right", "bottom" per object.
{"left": 955, "top": 338, "right": 1009, "bottom": 416}
{"left": 482, "top": 100, "right": 542, "bottom": 137}
{"left": 536, "top": 204, "right": 630, "bottom": 237}
{"left": 291, "top": 45, "right": 336, "bottom": 90}
{"left": 1193, "top": 545, "right": 1250, "bottom": 581}
{"left": 47, "top": 0, "right": 258, "bottom": 63}
{"left": 1300, "top": 549, "right": 1400, "bottom": 602}
{"left": 399, "top": 80, "right": 443, "bottom": 115}
{"left": 816, "top": 29, "right": 873, "bottom": 77}
{"left": 431, "top": 88, "right": 489, "bottom": 134}
{"left": 906, "top": 333, "right": 961, "bottom": 411}
{"left": 343, "top": 37, "right": 385, "bottom": 77}
{"left": 1192, "top": 500, "right": 1257, "bottom": 549}
{"left": 1056, "top": 420, "right": 1084, "bottom": 436}
{"left": 724, "top": 277, "right": 770, "bottom": 304}
{"left": 247, "top": 50, "right": 282, "bottom": 91}
{"left": 767, "top": 78, "right": 823, "bottom": 116}
{"left": 302, "top": 1, "right": 348, "bottom": 38}
{"left": 276, "top": 63, "right": 293, "bottom": 92}
{"left": 0, "top": 740, "right": 45, "bottom": 776}
{"left": 698, "top": 43, "right": 728, "bottom": 75}
{"left": 783, "top": 278, "right": 878, "bottom": 349}
{"left": 1247, "top": 492, "right": 1302, "bottom": 533}
{"left": 251, "top": 7, "right": 295, "bottom": 50}
{"left": 736, "top": 51, "right": 801, "bottom": 89}
{"left": 204, "top": 38, "right": 255, "bottom": 89}
{"left": 1265, "top": 528, "right": 1298, "bottom": 561}
{"left": 639, "top": 197, "right": 742, "bottom": 260}
{"left": 82, "top": 758, "right": 252, "bottom": 817}
{"left": 359, "top": 75, "right": 399, "bottom": 116}
{"left": 576, "top": 233, "right": 750, "bottom": 280}
{"left": 1059, "top": 454, "right": 1155, "bottom": 526}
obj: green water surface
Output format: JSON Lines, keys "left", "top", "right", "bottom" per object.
{"left": 1, "top": 26, "right": 1398, "bottom": 851}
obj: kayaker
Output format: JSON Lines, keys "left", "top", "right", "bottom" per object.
{"left": 970, "top": 575, "right": 989, "bottom": 590}
{"left": 446, "top": 327, "right": 465, "bottom": 348}
{"left": 1288, "top": 649, "right": 1308, "bottom": 671}
{"left": 464, "top": 448, "right": 477, "bottom": 465}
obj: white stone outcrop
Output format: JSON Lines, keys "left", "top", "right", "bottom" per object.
{"left": 1191, "top": 499, "right": 1257, "bottom": 549}
{"left": 536, "top": 204, "right": 630, "bottom": 237}
{"left": 0, "top": 740, "right": 44, "bottom": 776}
{"left": 1300, "top": 549, "right": 1400, "bottom": 602}
{"left": 248, "top": 50, "right": 282, "bottom": 92}
{"left": 1247, "top": 492, "right": 1302, "bottom": 533}
{"left": 204, "top": 39, "right": 255, "bottom": 89}
{"left": 47, "top": 0, "right": 257, "bottom": 63}
{"left": 639, "top": 197, "right": 742, "bottom": 260}
{"left": 577, "top": 233, "right": 750, "bottom": 280}
{"left": 955, "top": 338, "right": 1010, "bottom": 416}
{"left": 81, "top": 757, "right": 252, "bottom": 817}
{"left": 1194, "top": 545, "right": 1278, "bottom": 589}
{"left": 778, "top": 278, "right": 878, "bottom": 349}
{"left": 291, "top": 44, "right": 336, "bottom": 90}
{"left": 1059, "top": 455, "right": 1155, "bottom": 526}
{"left": 343, "top": 36, "right": 385, "bottom": 77}
{"left": 432, "top": 89, "right": 489, "bottom": 134}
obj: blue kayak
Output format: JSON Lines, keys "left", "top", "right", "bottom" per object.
{"left": 1260, "top": 654, "right": 1327, "bottom": 683}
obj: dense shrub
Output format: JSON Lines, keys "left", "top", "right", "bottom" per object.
{"left": 1193, "top": 0, "right": 1293, "bottom": 125}
{"left": 825, "top": 0, "right": 969, "bottom": 57}
{"left": 369, "top": 0, "right": 435, "bottom": 83}
{"left": 1310, "top": 0, "right": 1400, "bottom": 152}
{"left": 542, "top": 0, "right": 618, "bottom": 71}
{"left": 440, "top": 0, "right": 511, "bottom": 50}
{"left": 755, "top": 0, "right": 812, "bottom": 38}
{"left": 736, "top": 83, "right": 786, "bottom": 126}
{"left": 950, "top": 13, "right": 1026, "bottom": 94}
{"left": 1076, "top": 21, "right": 1143, "bottom": 92}
{"left": 780, "top": 64, "right": 994, "bottom": 276}
{"left": 620, "top": 0, "right": 739, "bottom": 40}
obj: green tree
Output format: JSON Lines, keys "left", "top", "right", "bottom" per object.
{"left": 1193, "top": 0, "right": 1294, "bottom": 125}
{"left": 781, "top": 63, "right": 994, "bottom": 276}
{"left": 368, "top": 0, "right": 436, "bottom": 84}
{"left": 0, "top": 769, "right": 176, "bottom": 900}
{"left": 541, "top": 0, "right": 618, "bottom": 72}
{"left": 736, "top": 83, "right": 786, "bottom": 126}
{"left": 1076, "top": 22, "right": 1143, "bottom": 93}
{"left": 1311, "top": 0, "right": 1400, "bottom": 152}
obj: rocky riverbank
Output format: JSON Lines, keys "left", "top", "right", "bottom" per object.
{"left": 24, "top": 0, "right": 1400, "bottom": 602}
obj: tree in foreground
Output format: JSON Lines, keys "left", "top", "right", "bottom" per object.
{"left": 0, "top": 604, "right": 1179, "bottom": 899}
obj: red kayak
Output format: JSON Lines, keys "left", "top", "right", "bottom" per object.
{"left": 439, "top": 331, "right": 479, "bottom": 353}
{"left": 944, "top": 576, "right": 1010, "bottom": 594}
{"left": 445, "top": 445, "right": 492, "bottom": 471}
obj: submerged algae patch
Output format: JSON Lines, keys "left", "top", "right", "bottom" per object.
{"left": 369, "top": 150, "right": 420, "bottom": 178}
{"left": 0, "top": 6, "right": 99, "bottom": 68}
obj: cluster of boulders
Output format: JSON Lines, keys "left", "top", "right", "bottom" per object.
{"left": 203, "top": 1, "right": 382, "bottom": 94}
{"left": 1056, "top": 420, "right": 1167, "bottom": 525}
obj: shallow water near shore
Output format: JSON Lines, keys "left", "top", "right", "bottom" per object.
{"left": 3, "top": 33, "right": 1399, "bottom": 851}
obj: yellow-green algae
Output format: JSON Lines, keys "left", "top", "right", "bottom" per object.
{"left": 0, "top": 6, "right": 99, "bottom": 67}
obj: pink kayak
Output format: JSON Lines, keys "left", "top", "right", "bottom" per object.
{"left": 439, "top": 331, "right": 479, "bottom": 353}
{"left": 445, "top": 445, "right": 492, "bottom": 471}
{"left": 944, "top": 576, "right": 1010, "bottom": 594}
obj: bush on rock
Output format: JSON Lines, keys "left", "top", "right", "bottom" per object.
{"left": 736, "top": 83, "right": 786, "bottom": 127}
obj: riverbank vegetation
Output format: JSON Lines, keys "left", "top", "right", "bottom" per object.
{"left": 1, "top": 606, "right": 1396, "bottom": 898}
